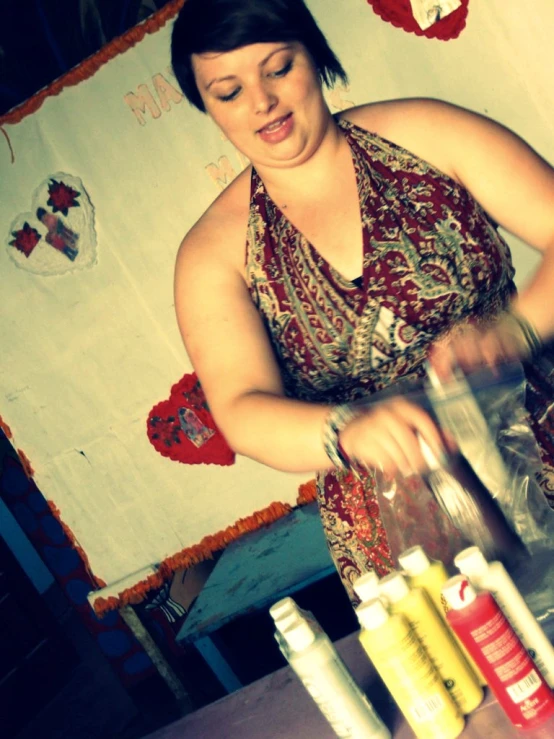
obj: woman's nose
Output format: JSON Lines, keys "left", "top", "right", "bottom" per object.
{"left": 252, "top": 83, "right": 277, "bottom": 115}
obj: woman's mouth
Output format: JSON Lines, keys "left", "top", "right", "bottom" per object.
{"left": 257, "top": 113, "right": 294, "bottom": 143}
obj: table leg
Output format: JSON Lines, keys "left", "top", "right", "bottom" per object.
{"left": 119, "top": 605, "right": 193, "bottom": 715}
{"left": 194, "top": 635, "right": 243, "bottom": 693}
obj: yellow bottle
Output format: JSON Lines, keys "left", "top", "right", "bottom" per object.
{"left": 398, "top": 545, "right": 487, "bottom": 686}
{"left": 357, "top": 599, "right": 465, "bottom": 739}
{"left": 378, "top": 571, "right": 483, "bottom": 714}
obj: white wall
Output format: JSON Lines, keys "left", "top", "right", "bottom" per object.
{"left": 0, "top": 0, "right": 552, "bottom": 594}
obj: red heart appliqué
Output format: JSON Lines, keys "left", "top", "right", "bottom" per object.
{"left": 367, "top": 0, "right": 469, "bottom": 40}
{"left": 147, "top": 373, "right": 235, "bottom": 466}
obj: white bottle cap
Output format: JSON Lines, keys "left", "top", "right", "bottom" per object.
{"left": 454, "top": 547, "right": 489, "bottom": 578}
{"left": 270, "top": 597, "right": 302, "bottom": 633}
{"left": 281, "top": 619, "right": 316, "bottom": 652}
{"left": 378, "top": 571, "right": 410, "bottom": 604}
{"left": 356, "top": 598, "right": 390, "bottom": 631}
{"left": 442, "top": 575, "right": 477, "bottom": 610}
{"left": 269, "top": 597, "right": 297, "bottom": 621}
{"left": 353, "top": 571, "right": 380, "bottom": 602}
{"left": 398, "top": 545, "right": 430, "bottom": 576}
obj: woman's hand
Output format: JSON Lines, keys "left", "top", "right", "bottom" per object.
{"left": 338, "top": 397, "right": 445, "bottom": 478}
{"left": 428, "top": 312, "right": 541, "bottom": 381}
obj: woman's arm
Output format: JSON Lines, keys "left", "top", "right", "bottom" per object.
{"left": 174, "top": 204, "right": 443, "bottom": 475}
{"left": 436, "top": 102, "right": 554, "bottom": 335}
{"left": 436, "top": 101, "right": 554, "bottom": 371}
{"left": 175, "top": 209, "right": 327, "bottom": 472}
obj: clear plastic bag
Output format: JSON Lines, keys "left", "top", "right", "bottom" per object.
{"left": 368, "top": 362, "right": 554, "bottom": 568}
{"left": 368, "top": 361, "right": 554, "bottom": 636}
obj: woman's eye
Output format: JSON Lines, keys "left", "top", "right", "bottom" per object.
{"left": 219, "top": 88, "right": 241, "bottom": 102}
{"left": 270, "top": 60, "right": 293, "bottom": 78}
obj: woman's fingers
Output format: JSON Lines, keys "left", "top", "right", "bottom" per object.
{"left": 339, "top": 398, "right": 445, "bottom": 477}
{"left": 380, "top": 400, "right": 443, "bottom": 473}
{"left": 429, "top": 317, "right": 528, "bottom": 377}
{"left": 361, "top": 420, "right": 417, "bottom": 476}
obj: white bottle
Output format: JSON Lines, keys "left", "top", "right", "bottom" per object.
{"left": 270, "top": 596, "right": 324, "bottom": 656}
{"left": 279, "top": 617, "right": 391, "bottom": 738}
{"left": 270, "top": 597, "right": 309, "bottom": 632}
{"left": 454, "top": 546, "right": 554, "bottom": 688}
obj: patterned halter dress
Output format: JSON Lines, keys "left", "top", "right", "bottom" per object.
{"left": 245, "top": 118, "right": 554, "bottom": 603}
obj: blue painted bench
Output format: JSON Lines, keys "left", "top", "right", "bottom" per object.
{"left": 176, "top": 502, "right": 336, "bottom": 692}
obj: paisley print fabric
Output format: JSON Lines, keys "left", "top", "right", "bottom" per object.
{"left": 245, "top": 118, "right": 554, "bottom": 603}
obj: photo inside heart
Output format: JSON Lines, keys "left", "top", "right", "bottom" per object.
{"left": 6, "top": 172, "right": 97, "bottom": 275}
{"left": 367, "top": 0, "right": 469, "bottom": 40}
{"left": 147, "top": 372, "right": 235, "bottom": 466}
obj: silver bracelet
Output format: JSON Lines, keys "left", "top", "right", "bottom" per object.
{"left": 322, "top": 404, "right": 359, "bottom": 470}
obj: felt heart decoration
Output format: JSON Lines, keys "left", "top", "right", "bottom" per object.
{"left": 147, "top": 372, "right": 235, "bottom": 466}
{"left": 367, "top": 0, "right": 469, "bottom": 40}
{"left": 6, "top": 172, "right": 97, "bottom": 275}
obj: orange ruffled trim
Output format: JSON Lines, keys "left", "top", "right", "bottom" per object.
{"left": 297, "top": 477, "right": 317, "bottom": 505}
{"left": 47, "top": 500, "right": 107, "bottom": 588}
{"left": 0, "top": 417, "right": 36, "bottom": 478}
{"left": 15, "top": 449, "right": 35, "bottom": 479}
{"left": 0, "top": 0, "right": 186, "bottom": 126}
{"left": 93, "top": 479, "right": 318, "bottom": 617}
{"left": 0, "top": 415, "right": 13, "bottom": 440}
{"left": 0, "top": 421, "right": 320, "bottom": 616}
{"left": 1, "top": 407, "right": 318, "bottom": 613}
{"left": 0, "top": 413, "right": 106, "bottom": 589}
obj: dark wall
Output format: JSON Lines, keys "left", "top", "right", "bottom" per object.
{"left": 1, "top": 0, "right": 168, "bottom": 116}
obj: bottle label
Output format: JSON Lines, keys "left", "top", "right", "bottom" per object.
{"left": 489, "top": 590, "right": 551, "bottom": 683}
{"left": 410, "top": 693, "right": 446, "bottom": 722}
{"left": 506, "top": 669, "right": 542, "bottom": 704}
{"left": 301, "top": 678, "right": 354, "bottom": 737}
{"left": 473, "top": 611, "right": 538, "bottom": 695}
{"left": 448, "top": 593, "right": 554, "bottom": 728}
{"left": 383, "top": 629, "right": 449, "bottom": 696}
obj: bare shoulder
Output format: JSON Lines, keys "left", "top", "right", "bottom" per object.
{"left": 176, "top": 165, "right": 252, "bottom": 275}
{"left": 342, "top": 97, "right": 461, "bottom": 126}
{"left": 340, "top": 98, "right": 502, "bottom": 181}
{"left": 340, "top": 99, "right": 554, "bottom": 252}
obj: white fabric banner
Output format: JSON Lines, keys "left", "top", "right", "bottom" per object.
{"left": 0, "top": 0, "right": 552, "bottom": 594}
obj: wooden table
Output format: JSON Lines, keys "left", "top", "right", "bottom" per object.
{"left": 147, "top": 631, "right": 529, "bottom": 738}
{"left": 176, "top": 504, "right": 337, "bottom": 693}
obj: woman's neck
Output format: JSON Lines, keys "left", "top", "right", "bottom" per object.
{"left": 253, "top": 115, "right": 346, "bottom": 208}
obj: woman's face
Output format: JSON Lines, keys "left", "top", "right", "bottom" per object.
{"left": 192, "top": 42, "right": 332, "bottom": 170}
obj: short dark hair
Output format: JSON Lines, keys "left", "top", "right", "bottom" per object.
{"left": 171, "top": 0, "right": 348, "bottom": 112}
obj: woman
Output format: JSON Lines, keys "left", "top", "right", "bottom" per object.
{"left": 171, "top": 0, "right": 554, "bottom": 601}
